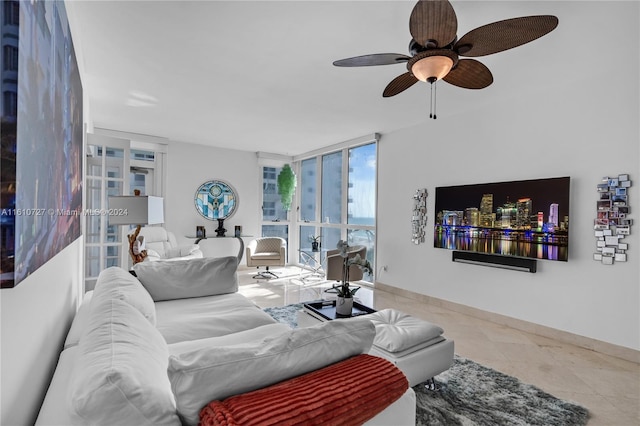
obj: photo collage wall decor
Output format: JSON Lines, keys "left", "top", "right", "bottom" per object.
{"left": 411, "top": 189, "right": 428, "bottom": 244}
{"left": 594, "top": 174, "right": 632, "bottom": 264}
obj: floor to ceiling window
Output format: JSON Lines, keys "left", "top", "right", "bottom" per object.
{"left": 297, "top": 141, "right": 377, "bottom": 282}
{"left": 258, "top": 138, "right": 377, "bottom": 280}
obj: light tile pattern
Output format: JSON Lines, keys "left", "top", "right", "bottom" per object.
{"left": 238, "top": 266, "right": 640, "bottom": 426}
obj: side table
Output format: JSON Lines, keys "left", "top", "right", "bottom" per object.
{"left": 298, "top": 248, "right": 328, "bottom": 280}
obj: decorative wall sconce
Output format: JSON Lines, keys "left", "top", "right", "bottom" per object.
{"left": 411, "top": 189, "right": 428, "bottom": 244}
{"left": 594, "top": 174, "right": 632, "bottom": 265}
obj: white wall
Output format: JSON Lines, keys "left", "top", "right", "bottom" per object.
{"left": 0, "top": 239, "right": 83, "bottom": 425}
{"left": 164, "top": 140, "right": 261, "bottom": 261}
{"left": 376, "top": 1, "right": 639, "bottom": 351}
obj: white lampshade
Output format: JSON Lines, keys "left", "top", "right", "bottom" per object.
{"left": 411, "top": 56, "right": 454, "bottom": 82}
{"left": 108, "top": 196, "right": 164, "bottom": 225}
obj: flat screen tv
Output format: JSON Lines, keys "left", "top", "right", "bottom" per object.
{"left": 434, "top": 177, "right": 570, "bottom": 261}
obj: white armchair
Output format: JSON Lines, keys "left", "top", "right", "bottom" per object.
{"left": 246, "top": 237, "right": 286, "bottom": 279}
{"left": 138, "top": 227, "right": 203, "bottom": 262}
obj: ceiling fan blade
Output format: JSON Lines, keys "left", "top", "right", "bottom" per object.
{"left": 409, "top": 0, "right": 458, "bottom": 48}
{"left": 454, "top": 15, "right": 558, "bottom": 57}
{"left": 443, "top": 59, "right": 493, "bottom": 89}
{"left": 333, "top": 53, "right": 410, "bottom": 67}
{"left": 383, "top": 73, "right": 419, "bottom": 97}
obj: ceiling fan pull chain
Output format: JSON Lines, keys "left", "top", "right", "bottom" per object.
{"left": 429, "top": 83, "right": 433, "bottom": 119}
{"left": 433, "top": 80, "right": 437, "bottom": 119}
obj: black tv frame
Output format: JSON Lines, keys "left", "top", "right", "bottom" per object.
{"left": 434, "top": 176, "right": 570, "bottom": 263}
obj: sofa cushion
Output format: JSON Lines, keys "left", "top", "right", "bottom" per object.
{"left": 68, "top": 298, "right": 180, "bottom": 426}
{"left": 167, "top": 323, "right": 291, "bottom": 355}
{"left": 167, "top": 318, "right": 376, "bottom": 425}
{"left": 155, "top": 293, "right": 277, "bottom": 344}
{"left": 133, "top": 256, "right": 238, "bottom": 301}
{"left": 200, "top": 354, "right": 408, "bottom": 426}
{"left": 368, "top": 309, "right": 444, "bottom": 353}
{"left": 92, "top": 266, "right": 156, "bottom": 325}
{"left": 250, "top": 251, "right": 281, "bottom": 260}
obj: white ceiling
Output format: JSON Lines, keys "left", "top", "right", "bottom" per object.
{"left": 66, "top": 1, "right": 566, "bottom": 156}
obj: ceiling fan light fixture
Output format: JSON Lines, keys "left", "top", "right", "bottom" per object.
{"left": 411, "top": 56, "right": 454, "bottom": 82}
{"left": 407, "top": 49, "right": 459, "bottom": 83}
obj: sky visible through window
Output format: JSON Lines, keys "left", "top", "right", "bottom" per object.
{"left": 349, "top": 143, "right": 376, "bottom": 225}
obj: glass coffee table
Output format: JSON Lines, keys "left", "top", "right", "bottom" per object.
{"left": 298, "top": 299, "right": 376, "bottom": 327}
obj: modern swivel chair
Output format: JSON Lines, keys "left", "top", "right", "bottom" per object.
{"left": 325, "top": 245, "right": 367, "bottom": 282}
{"left": 138, "top": 226, "right": 203, "bottom": 262}
{"left": 246, "top": 237, "right": 287, "bottom": 279}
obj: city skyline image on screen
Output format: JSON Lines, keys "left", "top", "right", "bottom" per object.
{"left": 434, "top": 177, "right": 570, "bottom": 261}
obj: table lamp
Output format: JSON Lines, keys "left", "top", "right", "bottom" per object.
{"left": 108, "top": 190, "right": 164, "bottom": 264}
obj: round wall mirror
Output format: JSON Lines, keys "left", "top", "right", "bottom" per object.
{"left": 194, "top": 180, "right": 237, "bottom": 220}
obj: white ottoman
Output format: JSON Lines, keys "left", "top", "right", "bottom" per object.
{"left": 368, "top": 309, "right": 454, "bottom": 387}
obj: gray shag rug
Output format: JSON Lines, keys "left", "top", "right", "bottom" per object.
{"left": 263, "top": 304, "right": 590, "bottom": 426}
{"left": 414, "top": 355, "right": 589, "bottom": 426}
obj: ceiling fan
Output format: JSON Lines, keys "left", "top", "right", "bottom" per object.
{"left": 333, "top": 0, "right": 558, "bottom": 118}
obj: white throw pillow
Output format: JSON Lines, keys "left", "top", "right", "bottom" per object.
{"left": 68, "top": 298, "right": 180, "bottom": 426}
{"left": 369, "top": 309, "right": 444, "bottom": 352}
{"left": 133, "top": 256, "right": 238, "bottom": 301}
{"left": 92, "top": 266, "right": 156, "bottom": 325}
{"left": 167, "top": 318, "right": 376, "bottom": 426}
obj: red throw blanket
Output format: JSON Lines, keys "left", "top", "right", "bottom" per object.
{"left": 199, "top": 354, "right": 408, "bottom": 426}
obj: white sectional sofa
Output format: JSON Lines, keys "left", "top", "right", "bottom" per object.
{"left": 36, "top": 258, "right": 417, "bottom": 425}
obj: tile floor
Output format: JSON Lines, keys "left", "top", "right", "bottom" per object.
{"left": 238, "top": 266, "right": 640, "bottom": 426}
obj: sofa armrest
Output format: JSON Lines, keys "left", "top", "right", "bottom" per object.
{"left": 35, "top": 347, "right": 79, "bottom": 425}
{"left": 63, "top": 291, "right": 94, "bottom": 350}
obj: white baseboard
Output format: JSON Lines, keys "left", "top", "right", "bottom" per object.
{"left": 375, "top": 281, "right": 640, "bottom": 364}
